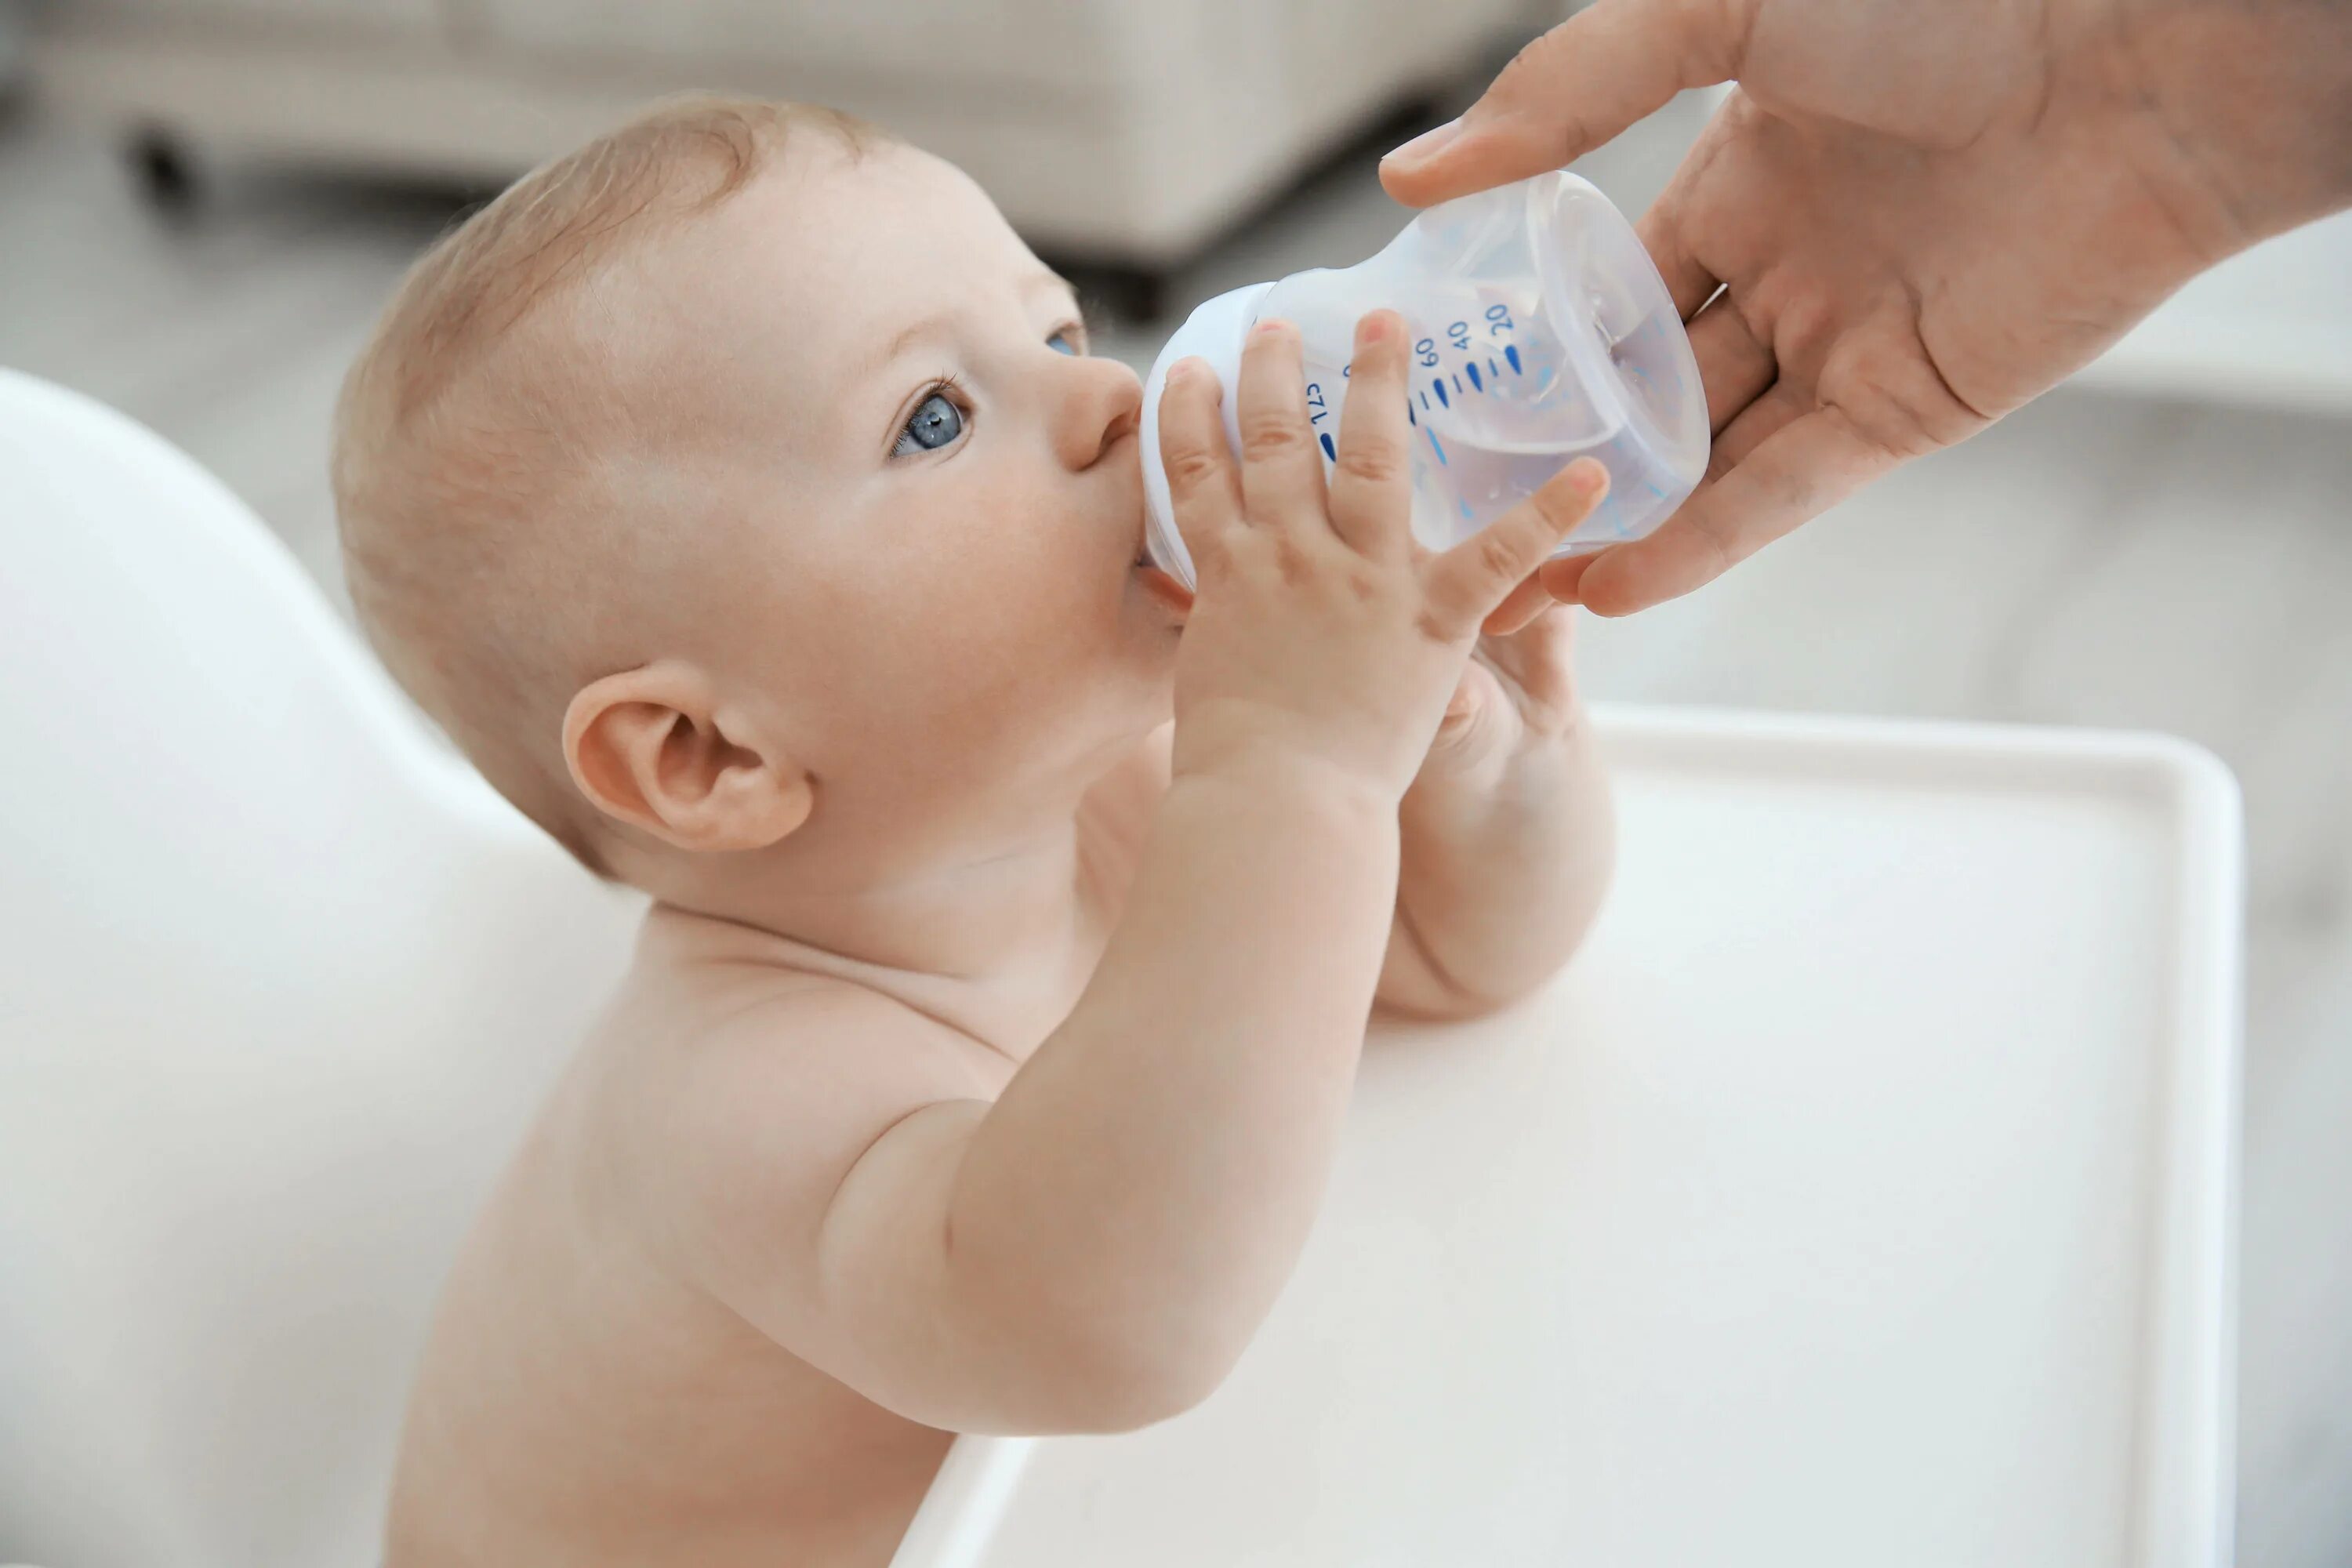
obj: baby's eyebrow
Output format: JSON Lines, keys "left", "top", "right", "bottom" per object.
{"left": 873, "top": 312, "right": 957, "bottom": 375}
{"left": 869, "top": 274, "right": 1080, "bottom": 373}
{"left": 1020, "top": 267, "right": 1082, "bottom": 315}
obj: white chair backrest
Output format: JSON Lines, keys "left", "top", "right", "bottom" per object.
{"left": 0, "top": 369, "right": 644, "bottom": 1567}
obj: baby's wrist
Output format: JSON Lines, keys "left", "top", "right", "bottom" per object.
{"left": 1171, "top": 710, "right": 1405, "bottom": 817}
{"left": 1416, "top": 706, "right": 1580, "bottom": 811}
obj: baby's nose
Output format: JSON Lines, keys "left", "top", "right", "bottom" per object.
{"left": 1056, "top": 359, "right": 1145, "bottom": 471}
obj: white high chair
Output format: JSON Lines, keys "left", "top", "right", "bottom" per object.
{"left": 0, "top": 368, "right": 2245, "bottom": 1568}
{"left": 0, "top": 368, "right": 644, "bottom": 1567}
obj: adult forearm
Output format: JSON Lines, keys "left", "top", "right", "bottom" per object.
{"left": 2115, "top": 0, "right": 2352, "bottom": 247}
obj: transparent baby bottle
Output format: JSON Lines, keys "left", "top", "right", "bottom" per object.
{"left": 1138, "top": 170, "right": 1708, "bottom": 589}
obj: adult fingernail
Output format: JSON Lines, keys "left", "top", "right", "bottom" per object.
{"left": 1382, "top": 117, "right": 1465, "bottom": 170}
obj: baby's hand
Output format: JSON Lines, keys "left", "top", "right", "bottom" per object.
{"left": 1421, "top": 589, "right": 1585, "bottom": 785}
{"left": 1156, "top": 311, "right": 1607, "bottom": 800}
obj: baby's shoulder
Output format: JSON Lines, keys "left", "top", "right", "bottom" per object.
{"left": 637, "top": 953, "right": 998, "bottom": 1149}
{"left": 588, "top": 926, "right": 1004, "bottom": 1274}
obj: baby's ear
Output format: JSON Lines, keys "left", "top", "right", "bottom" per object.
{"left": 561, "top": 663, "right": 812, "bottom": 853}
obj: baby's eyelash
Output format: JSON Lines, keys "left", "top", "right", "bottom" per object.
{"left": 890, "top": 371, "right": 972, "bottom": 459}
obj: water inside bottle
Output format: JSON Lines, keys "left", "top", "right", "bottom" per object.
{"left": 1134, "top": 172, "right": 1706, "bottom": 587}
{"left": 1283, "top": 274, "right": 1679, "bottom": 556}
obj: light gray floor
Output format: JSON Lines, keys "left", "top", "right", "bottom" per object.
{"left": 3, "top": 87, "right": 2347, "bottom": 1566}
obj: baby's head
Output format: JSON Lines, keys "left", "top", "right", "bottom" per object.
{"left": 335, "top": 97, "right": 1178, "bottom": 895}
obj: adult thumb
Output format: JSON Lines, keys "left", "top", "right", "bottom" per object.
{"left": 1381, "top": 0, "right": 1743, "bottom": 207}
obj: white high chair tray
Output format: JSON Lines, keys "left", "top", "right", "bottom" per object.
{"left": 895, "top": 706, "right": 2241, "bottom": 1568}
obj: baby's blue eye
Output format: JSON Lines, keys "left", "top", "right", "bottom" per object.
{"left": 895, "top": 391, "right": 964, "bottom": 456}
{"left": 1047, "top": 328, "right": 1080, "bottom": 355}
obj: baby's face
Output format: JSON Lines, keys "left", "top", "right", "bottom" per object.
{"left": 600, "top": 143, "right": 1180, "bottom": 855}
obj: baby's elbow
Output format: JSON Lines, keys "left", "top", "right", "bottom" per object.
{"left": 1018, "top": 1320, "right": 1243, "bottom": 1435}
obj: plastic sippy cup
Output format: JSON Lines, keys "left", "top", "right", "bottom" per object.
{"left": 1138, "top": 170, "right": 1708, "bottom": 589}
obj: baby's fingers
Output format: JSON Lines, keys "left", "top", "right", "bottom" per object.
{"left": 1236, "top": 320, "right": 1330, "bottom": 539}
{"left": 1156, "top": 358, "right": 1243, "bottom": 564}
{"left": 1423, "top": 459, "right": 1609, "bottom": 636}
{"left": 1324, "top": 310, "right": 1412, "bottom": 558}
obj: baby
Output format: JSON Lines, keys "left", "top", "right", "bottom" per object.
{"left": 333, "top": 96, "right": 1616, "bottom": 1567}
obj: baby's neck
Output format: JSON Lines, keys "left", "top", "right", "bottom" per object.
{"left": 644, "top": 812, "right": 1105, "bottom": 1058}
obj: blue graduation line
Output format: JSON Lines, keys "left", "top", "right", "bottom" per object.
{"left": 1504, "top": 345, "right": 1523, "bottom": 374}
{"left": 1466, "top": 363, "right": 1483, "bottom": 392}
{"left": 1432, "top": 378, "right": 1449, "bottom": 408}
{"left": 1406, "top": 401, "right": 1417, "bottom": 426}
{"left": 1319, "top": 432, "right": 1337, "bottom": 461}
{"left": 1428, "top": 428, "right": 1449, "bottom": 465}
{"left": 1451, "top": 373, "right": 1462, "bottom": 395}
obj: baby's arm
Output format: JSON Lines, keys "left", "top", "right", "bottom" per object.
{"left": 647, "top": 314, "right": 1611, "bottom": 1437}
{"left": 1376, "top": 601, "right": 1615, "bottom": 1020}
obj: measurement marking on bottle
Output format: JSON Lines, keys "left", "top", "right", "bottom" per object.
{"left": 1504, "top": 346, "right": 1523, "bottom": 375}
{"left": 1319, "top": 433, "right": 1337, "bottom": 461}
{"left": 1406, "top": 402, "right": 1417, "bottom": 426}
{"left": 1419, "top": 390, "right": 1429, "bottom": 409}
{"left": 1466, "top": 363, "right": 1483, "bottom": 392}
{"left": 1432, "top": 379, "right": 1449, "bottom": 408}
{"left": 1428, "top": 429, "right": 1449, "bottom": 466}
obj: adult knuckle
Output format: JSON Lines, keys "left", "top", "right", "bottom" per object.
{"left": 1497, "top": 29, "right": 1566, "bottom": 103}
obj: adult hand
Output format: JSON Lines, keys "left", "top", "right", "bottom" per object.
{"left": 1382, "top": 0, "right": 2352, "bottom": 615}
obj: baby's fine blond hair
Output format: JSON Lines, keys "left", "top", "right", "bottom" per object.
{"left": 332, "top": 96, "right": 881, "bottom": 875}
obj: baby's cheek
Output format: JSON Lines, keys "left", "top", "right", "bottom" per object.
{"left": 959, "top": 471, "right": 1126, "bottom": 631}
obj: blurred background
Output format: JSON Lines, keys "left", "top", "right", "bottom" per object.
{"left": 2, "top": 1, "right": 2347, "bottom": 1563}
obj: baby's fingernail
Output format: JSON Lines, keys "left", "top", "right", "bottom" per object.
{"left": 1568, "top": 459, "right": 1609, "bottom": 496}
{"left": 1254, "top": 318, "right": 1295, "bottom": 342}
{"left": 1356, "top": 311, "right": 1392, "bottom": 347}
{"left": 1167, "top": 356, "right": 1203, "bottom": 384}
{"left": 1383, "top": 117, "right": 1465, "bottom": 171}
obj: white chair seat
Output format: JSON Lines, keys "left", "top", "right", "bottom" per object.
{"left": 0, "top": 368, "right": 642, "bottom": 1568}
